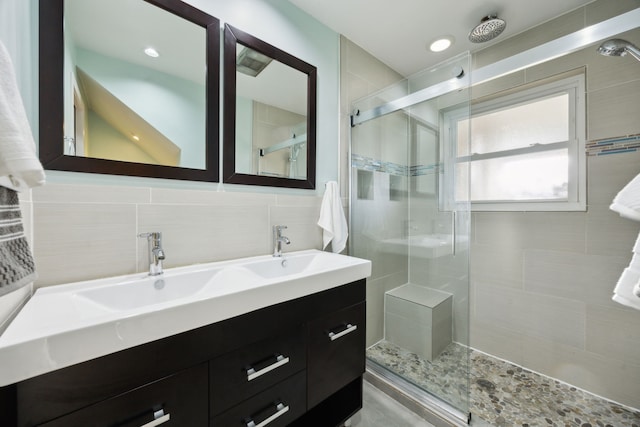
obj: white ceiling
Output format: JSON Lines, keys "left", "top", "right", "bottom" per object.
{"left": 288, "top": 0, "right": 598, "bottom": 76}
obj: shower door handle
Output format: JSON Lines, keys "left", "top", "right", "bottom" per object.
{"left": 451, "top": 211, "right": 456, "bottom": 256}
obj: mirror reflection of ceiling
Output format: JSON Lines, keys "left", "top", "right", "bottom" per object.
{"left": 236, "top": 46, "right": 308, "bottom": 116}
{"left": 65, "top": 0, "right": 205, "bottom": 85}
{"left": 77, "top": 68, "right": 181, "bottom": 166}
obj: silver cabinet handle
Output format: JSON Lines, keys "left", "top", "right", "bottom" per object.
{"left": 328, "top": 324, "right": 357, "bottom": 341}
{"left": 246, "top": 402, "right": 289, "bottom": 427}
{"left": 140, "top": 409, "right": 170, "bottom": 427}
{"left": 246, "top": 354, "right": 290, "bottom": 381}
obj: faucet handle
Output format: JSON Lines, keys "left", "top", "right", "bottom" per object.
{"left": 139, "top": 231, "right": 160, "bottom": 237}
{"left": 273, "top": 225, "right": 287, "bottom": 236}
{"left": 138, "top": 232, "right": 162, "bottom": 243}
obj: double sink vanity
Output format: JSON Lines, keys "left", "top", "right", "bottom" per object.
{"left": 0, "top": 250, "right": 371, "bottom": 426}
{"left": 15, "top": 0, "right": 368, "bottom": 424}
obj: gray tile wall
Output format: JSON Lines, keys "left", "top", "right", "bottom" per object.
{"left": 470, "top": 0, "right": 640, "bottom": 408}
{"left": 16, "top": 184, "right": 323, "bottom": 288}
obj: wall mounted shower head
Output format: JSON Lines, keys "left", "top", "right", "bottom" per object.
{"left": 468, "top": 15, "right": 506, "bottom": 43}
{"left": 597, "top": 39, "right": 640, "bottom": 62}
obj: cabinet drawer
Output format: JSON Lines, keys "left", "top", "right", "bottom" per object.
{"left": 212, "top": 370, "right": 306, "bottom": 427}
{"left": 210, "top": 324, "right": 306, "bottom": 415}
{"left": 39, "top": 363, "right": 208, "bottom": 427}
{"left": 307, "top": 302, "right": 366, "bottom": 409}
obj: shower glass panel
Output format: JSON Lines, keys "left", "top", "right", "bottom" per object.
{"left": 350, "top": 53, "right": 471, "bottom": 420}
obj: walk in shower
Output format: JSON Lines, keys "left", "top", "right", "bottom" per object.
{"left": 349, "top": 53, "right": 472, "bottom": 423}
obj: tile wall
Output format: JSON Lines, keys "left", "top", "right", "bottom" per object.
{"left": 469, "top": 0, "right": 640, "bottom": 408}
{"left": 22, "top": 184, "right": 324, "bottom": 288}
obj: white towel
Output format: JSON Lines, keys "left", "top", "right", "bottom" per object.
{"left": 631, "top": 240, "right": 640, "bottom": 298}
{"left": 610, "top": 172, "right": 640, "bottom": 221}
{"left": 612, "top": 267, "right": 640, "bottom": 311}
{"left": 612, "top": 234, "right": 640, "bottom": 309}
{"left": 318, "top": 181, "right": 348, "bottom": 253}
{"left": 0, "top": 40, "right": 45, "bottom": 192}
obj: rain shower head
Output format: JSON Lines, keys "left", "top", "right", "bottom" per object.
{"left": 597, "top": 39, "right": 640, "bottom": 62}
{"left": 468, "top": 15, "right": 506, "bottom": 43}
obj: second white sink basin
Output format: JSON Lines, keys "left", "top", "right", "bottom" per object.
{"left": 240, "top": 251, "right": 337, "bottom": 279}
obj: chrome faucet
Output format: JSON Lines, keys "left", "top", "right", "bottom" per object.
{"left": 273, "top": 225, "right": 290, "bottom": 257}
{"left": 139, "top": 232, "right": 165, "bottom": 276}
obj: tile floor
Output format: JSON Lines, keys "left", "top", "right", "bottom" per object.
{"left": 367, "top": 340, "right": 640, "bottom": 427}
{"left": 351, "top": 380, "right": 436, "bottom": 427}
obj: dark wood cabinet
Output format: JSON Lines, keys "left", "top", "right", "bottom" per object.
{"left": 40, "top": 363, "right": 209, "bottom": 427}
{"left": 1, "top": 279, "right": 366, "bottom": 427}
{"left": 307, "top": 302, "right": 366, "bottom": 409}
{"left": 210, "top": 324, "right": 306, "bottom": 416}
{"left": 212, "top": 371, "right": 307, "bottom": 427}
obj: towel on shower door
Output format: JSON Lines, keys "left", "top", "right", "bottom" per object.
{"left": 318, "top": 181, "right": 348, "bottom": 253}
{"left": 0, "top": 40, "right": 45, "bottom": 192}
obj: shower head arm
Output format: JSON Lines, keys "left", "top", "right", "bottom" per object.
{"left": 624, "top": 45, "right": 640, "bottom": 62}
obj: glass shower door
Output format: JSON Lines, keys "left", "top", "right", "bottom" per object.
{"left": 350, "top": 54, "right": 471, "bottom": 421}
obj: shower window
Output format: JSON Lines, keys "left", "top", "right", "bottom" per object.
{"left": 445, "top": 74, "right": 586, "bottom": 211}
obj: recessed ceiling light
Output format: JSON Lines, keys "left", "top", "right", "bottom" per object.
{"left": 429, "top": 36, "right": 454, "bottom": 53}
{"left": 144, "top": 47, "right": 159, "bottom": 58}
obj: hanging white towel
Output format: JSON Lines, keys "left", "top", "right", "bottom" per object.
{"left": 611, "top": 231, "right": 640, "bottom": 310}
{"left": 318, "top": 181, "right": 348, "bottom": 253}
{"left": 0, "top": 40, "right": 45, "bottom": 192}
{"left": 632, "top": 236, "right": 640, "bottom": 298}
{"left": 612, "top": 267, "right": 640, "bottom": 311}
{"left": 610, "top": 172, "right": 640, "bottom": 221}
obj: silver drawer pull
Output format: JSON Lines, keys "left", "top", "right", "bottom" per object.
{"left": 246, "top": 402, "right": 289, "bottom": 427}
{"left": 140, "top": 409, "right": 171, "bottom": 427}
{"left": 246, "top": 354, "right": 290, "bottom": 381}
{"left": 328, "top": 324, "right": 357, "bottom": 341}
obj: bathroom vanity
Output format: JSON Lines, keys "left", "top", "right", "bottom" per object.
{"left": 0, "top": 250, "right": 370, "bottom": 427}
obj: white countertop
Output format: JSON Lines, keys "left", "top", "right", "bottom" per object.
{"left": 0, "top": 250, "right": 371, "bottom": 386}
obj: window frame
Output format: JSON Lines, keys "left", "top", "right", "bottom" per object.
{"left": 443, "top": 74, "right": 586, "bottom": 212}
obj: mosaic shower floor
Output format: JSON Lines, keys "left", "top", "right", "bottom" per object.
{"left": 367, "top": 340, "right": 640, "bottom": 427}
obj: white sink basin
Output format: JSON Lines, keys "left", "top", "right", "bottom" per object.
{"left": 240, "top": 251, "right": 341, "bottom": 279}
{"left": 74, "top": 268, "right": 223, "bottom": 311}
{"left": 0, "top": 250, "right": 371, "bottom": 387}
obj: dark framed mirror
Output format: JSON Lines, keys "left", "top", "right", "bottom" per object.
{"left": 223, "top": 24, "right": 317, "bottom": 189}
{"left": 39, "top": 0, "right": 220, "bottom": 181}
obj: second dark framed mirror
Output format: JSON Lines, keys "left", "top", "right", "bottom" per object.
{"left": 223, "top": 24, "right": 317, "bottom": 189}
{"left": 39, "top": 0, "right": 220, "bottom": 182}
